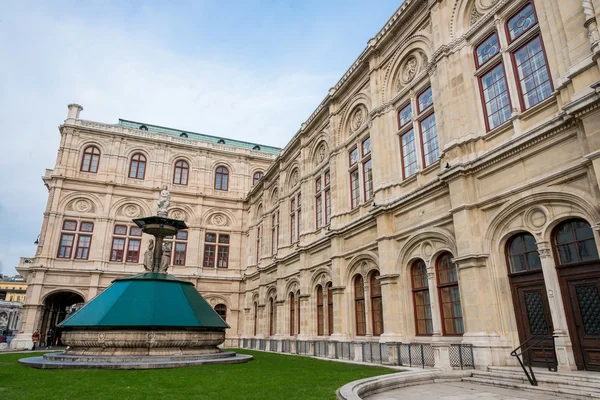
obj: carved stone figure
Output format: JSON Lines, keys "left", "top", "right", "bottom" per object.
{"left": 317, "top": 144, "right": 326, "bottom": 163}
{"left": 143, "top": 239, "right": 154, "bottom": 271}
{"left": 157, "top": 186, "right": 171, "bottom": 217}
{"left": 159, "top": 243, "right": 171, "bottom": 273}
{"left": 402, "top": 57, "right": 418, "bottom": 83}
{"left": 351, "top": 108, "right": 364, "bottom": 131}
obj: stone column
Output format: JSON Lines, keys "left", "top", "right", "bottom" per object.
{"left": 363, "top": 280, "right": 372, "bottom": 337}
{"left": 426, "top": 265, "right": 443, "bottom": 337}
{"left": 297, "top": 295, "right": 310, "bottom": 340}
{"left": 584, "top": 0, "right": 600, "bottom": 52}
{"left": 378, "top": 274, "right": 403, "bottom": 341}
{"left": 330, "top": 286, "right": 349, "bottom": 341}
{"left": 536, "top": 241, "right": 578, "bottom": 371}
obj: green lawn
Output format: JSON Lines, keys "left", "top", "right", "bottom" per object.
{"left": 0, "top": 350, "right": 396, "bottom": 400}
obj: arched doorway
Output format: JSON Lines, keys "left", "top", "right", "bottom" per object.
{"left": 553, "top": 219, "right": 600, "bottom": 371}
{"left": 506, "top": 232, "right": 556, "bottom": 367}
{"left": 39, "top": 291, "right": 85, "bottom": 346}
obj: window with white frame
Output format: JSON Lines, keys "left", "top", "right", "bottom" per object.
{"left": 348, "top": 136, "right": 372, "bottom": 209}
{"left": 271, "top": 211, "right": 279, "bottom": 255}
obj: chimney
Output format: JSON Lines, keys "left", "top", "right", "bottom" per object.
{"left": 66, "top": 103, "right": 83, "bottom": 121}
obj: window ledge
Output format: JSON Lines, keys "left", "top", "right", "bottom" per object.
{"left": 421, "top": 160, "right": 441, "bottom": 175}
{"left": 513, "top": 94, "right": 558, "bottom": 122}
{"left": 483, "top": 119, "right": 514, "bottom": 142}
{"left": 399, "top": 174, "right": 417, "bottom": 187}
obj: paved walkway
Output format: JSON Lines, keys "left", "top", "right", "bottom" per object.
{"left": 367, "top": 381, "right": 557, "bottom": 400}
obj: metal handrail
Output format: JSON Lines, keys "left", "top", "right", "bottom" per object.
{"left": 510, "top": 334, "right": 557, "bottom": 386}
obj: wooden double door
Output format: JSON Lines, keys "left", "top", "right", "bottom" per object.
{"left": 510, "top": 271, "right": 557, "bottom": 367}
{"left": 558, "top": 264, "right": 600, "bottom": 371}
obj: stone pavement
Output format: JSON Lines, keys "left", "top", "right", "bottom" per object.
{"left": 366, "top": 381, "right": 558, "bottom": 400}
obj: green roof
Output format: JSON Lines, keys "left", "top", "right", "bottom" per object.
{"left": 59, "top": 273, "right": 229, "bottom": 329}
{"left": 118, "top": 119, "right": 281, "bottom": 155}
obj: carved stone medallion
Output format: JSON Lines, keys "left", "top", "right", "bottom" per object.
{"left": 402, "top": 57, "right": 418, "bottom": 83}
{"left": 317, "top": 143, "right": 327, "bottom": 163}
{"left": 351, "top": 107, "right": 365, "bottom": 132}
{"left": 212, "top": 214, "right": 227, "bottom": 226}
{"left": 75, "top": 199, "right": 91, "bottom": 213}
{"left": 124, "top": 204, "right": 140, "bottom": 218}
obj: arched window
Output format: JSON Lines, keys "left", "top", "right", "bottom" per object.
{"left": 253, "top": 302, "right": 258, "bottom": 336}
{"left": 173, "top": 160, "right": 189, "bottom": 185}
{"left": 214, "top": 304, "right": 227, "bottom": 322}
{"left": 507, "top": 232, "right": 541, "bottom": 273}
{"left": 289, "top": 292, "right": 295, "bottom": 335}
{"left": 80, "top": 146, "right": 100, "bottom": 173}
{"left": 316, "top": 285, "right": 324, "bottom": 336}
{"left": 554, "top": 219, "right": 599, "bottom": 265}
{"left": 269, "top": 297, "right": 275, "bottom": 336}
{"left": 370, "top": 271, "right": 384, "bottom": 336}
{"left": 354, "top": 275, "right": 366, "bottom": 336}
{"left": 253, "top": 171, "right": 263, "bottom": 185}
{"left": 412, "top": 260, "right": 432, "bottom": 335}
{"left": 327, "top": 282, "right": 333, "bottom": 335}
{"left": 128, "top": 153, "right": 146, "bottom": 179}
{"left": 215, "top": 166, "right": 229, "bottom": 191}
{"left": 437, "top": 253, "right": 463, "bottom": 335}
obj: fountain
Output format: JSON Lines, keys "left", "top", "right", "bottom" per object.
{"left": 19, "top": 186, "right": 252, "bottom": 369}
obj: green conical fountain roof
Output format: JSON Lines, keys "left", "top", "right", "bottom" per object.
{"left": 59, "top": 273, "right": 229, "bottom": 329}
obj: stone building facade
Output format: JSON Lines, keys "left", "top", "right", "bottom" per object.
{"left": 13, "top": 0, "right": 600, "bottom": 371}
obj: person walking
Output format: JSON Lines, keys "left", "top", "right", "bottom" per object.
{"left": 46, "top": 328, "right": 54, "bottom": 349}
{"left": 32, "top": 330, "right": 40, "bottom": 350}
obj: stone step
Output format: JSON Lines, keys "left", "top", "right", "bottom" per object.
{"left": 462, "top": 376, "right": 600, "bottom": 400}
{"left": 44, "top": 351, "right": 235, "bottom": 363}
{"left": 487, "top": 366, "right": 600, "bottom": 384}
{"left": 472, "top": 370, "right": 600, "bottom": 393}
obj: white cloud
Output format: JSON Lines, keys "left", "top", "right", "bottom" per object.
{"left": 0, "top": 4, "right": 335, "bottom": 275}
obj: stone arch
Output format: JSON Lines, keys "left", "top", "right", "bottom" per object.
{"left": 310, "top": 266, "right": 332, "bottom": 289}
{"left": 167, "top": 203, "right": 196, "bottom": 224}
{"left": 78, "top": 140, "right": 107, "bottom": 157}
{"left": 266, "top": 285, "right": 278, "bottom": 301}
{"left": 284, "top": 277, "right": 301, "bottom": 296}
{"left": 201, "top": 208, "right": 237, "bottom": 228}
{"left": 286, "top": 164, "right": 301, "bottom": 192}
{"left": 123, "top": 147, "right": 151, "bottom": 162}
{"left": 451, "top": 0, "right": 504, "bottom": 41}
{"left": 270, "top": 186, "right": 279, "bottom": 205}
{"left": 396, "top": 228, "right": 457, "bottom": 274}
{"left": 108, "top": 197, "right": 153, "bottom": 220}
{"left": 336, "top": 93, "right": 371, "bottom": 145}
{"left": 345, "top": 252, "right": 379, "bottom": 284}
{"left": 382, "top": 36, "right": 433, "bottom": 103}
{"left": 59, "top": 192, "right": 104, "bottom": 215}
{"left": 40, "top": 288, "right": 86, "bottom": 304}
{"left": 210, "top": 160, "right": 235, "bottom": 175}
{"left": 204, "top": 294, "right": 232, "bottom": 310}
{"left": 309, "top": 136, "right": 331, "bottom": 170}
{"left": 484, "top": 190, "right": 600, "bottom": 255}
{"left": 167, "top": 153, "right": 194, "bottom": 168}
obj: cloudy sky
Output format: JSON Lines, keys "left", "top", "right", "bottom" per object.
{"left": 0, "top": 0, "right": 401, "bottom": 275}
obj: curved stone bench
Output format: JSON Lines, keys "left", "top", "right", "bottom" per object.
{"left": 336, "top": 370, "right": 472, "bottom": 400}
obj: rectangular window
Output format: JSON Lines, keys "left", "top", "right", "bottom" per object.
{"left": 414, "top": 290, "right": 433, "bottom": 335}
{"left": 361, "top": 137, "right": 371, "bottom": 156}
{"left": 75, "top": 235, "right": 91, "bottom": 259}
{"left": 513, "top": 36, "right": 552, "bottom": 110}
{"left": 174, "top": 243, "right": 187, "bottom": 265}
{"left": 57, "top": 233, "right": 75, "bottom": 258}
{"left": 325, "top": 189, "right": 331, "bottom": 225}
{"left": 350, "top": 169, "right": 360, "bottom": 208}
{"left": 420, "top": 113, "right": 439, "bottom": 167}
{"left": 62, "top": 220, "right": 77, "bottom": 231}
{"left": 398, "top": 103, "right": 413, "bottom": 128}
{"left": 507, "top": 3, "right": 536, "bottom": 42}
{"left": 204, "top": 244, "right": 216, "bottom": 267}
{"left": 475, "top": 32, "right": 500, "bottom": 67}
{"left": 316, "top": 194, "right": 323, "bottom": 229}
{"left": 363, "top": 158, "right": 373, "bottom": 201}
{"left": 440, "top": 286, "right": 464, "bottom": 335}
{"left": 79, "top": 222, "right": 94, "bottom": 232}
{"left": 125, "top": 239, "right": 140, "bottom": 263}
{"left": 110, "top": 238, "right": 126, "bottom": 262}
{"left": 356, "top": 299, "right": 366, "bottom": 336}
{"left": 114, "top": 225, "right": 127, "bottom": 235}
{"left": 349, "top": 147, "right": 359, "bottom": 166}
{"left": 217, "top": 246, "right": 229, "bottom": 268}
{"left": 272, "top": 212, "right": 279, "bottom": 255}
{"left": 130, "top": 226, "right": 142, "bottom": 236}
{"left": 418, "top": 87, "right": 433, "bottom": 112}
{"left": 400, "top": 129, "right": 418, "bottom": 178}
{"left": 480, "top": 64, "right": 511, "bottom": 129}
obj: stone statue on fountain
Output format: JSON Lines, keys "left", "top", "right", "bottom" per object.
{"left": 143, "top": 239, "right": 154, "bottom": 271}
{"left": 157, "top": 185, "right": 170, "bottom": 217}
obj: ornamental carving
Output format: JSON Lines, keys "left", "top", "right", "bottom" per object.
{"left": 316, "top": 143, "right": 327, "bottom": 164}
{"left": 291, "top": 169, "right": 299, "bottom": 187}
{"left": 211, "top": 213, "right": 228, "bottom": 226}
{"left": 170, "top": 209, "right": 185, "bottom": 221}
{"left": 351, "top": 107, "right": 365, "bottom": 132}
{"left": 402, "top": 57, "right": 418, "bottom": 83}
{"left": 123, "top": 204, "right": 140, "bottom": 218}
{"left": 74, "top": 199, "right": 92, "bottom": 213}
{"left": 476, "top": 0, "right": 498, "bottom": 10}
